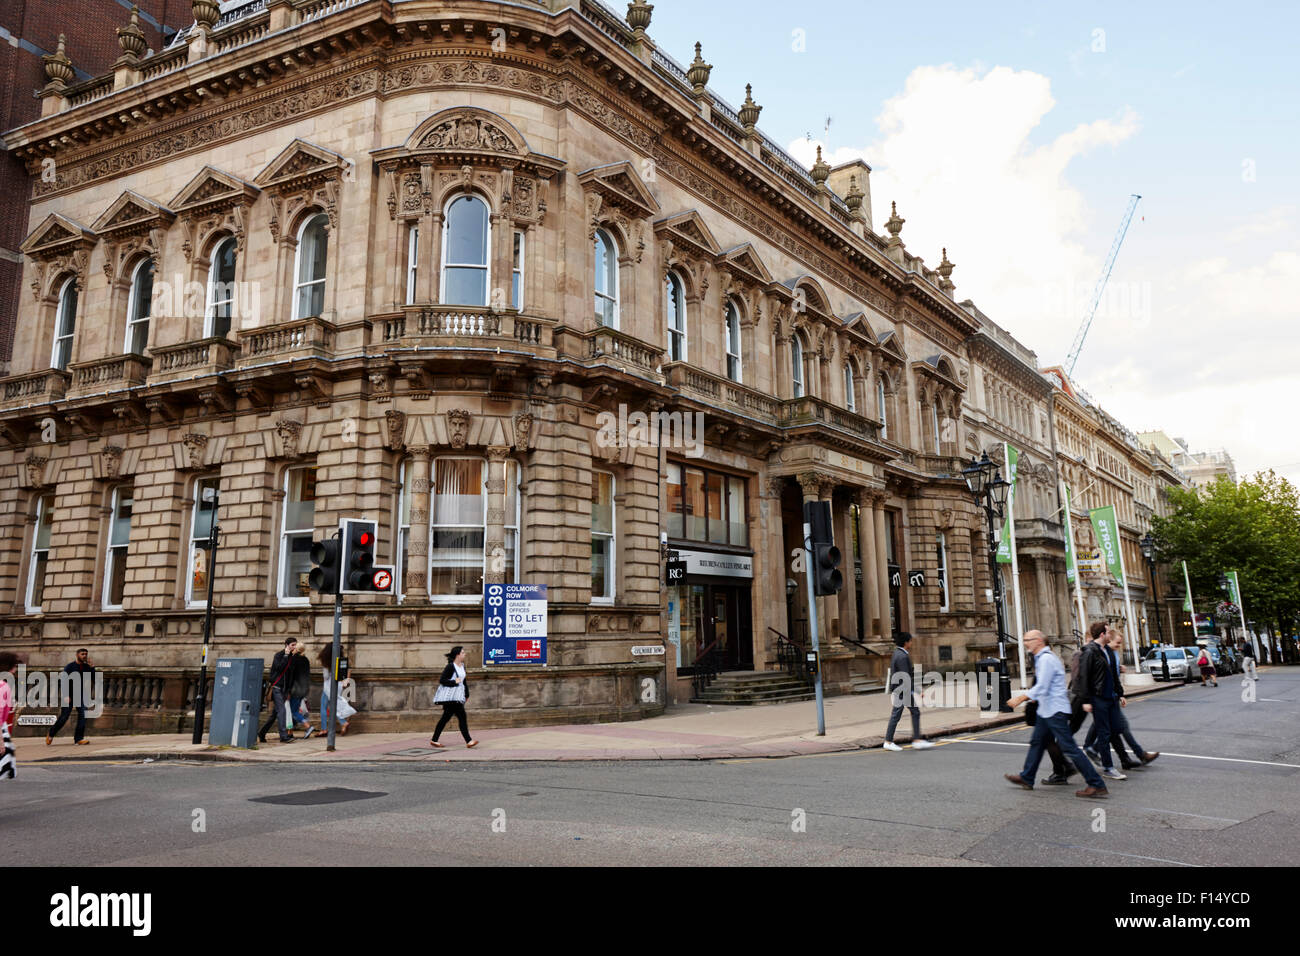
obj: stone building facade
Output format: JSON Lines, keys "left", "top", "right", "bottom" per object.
{"left": 1, "top": 0, "right": 1186, "bottom": 730}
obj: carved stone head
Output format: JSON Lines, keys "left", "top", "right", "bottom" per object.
{"left": 447, "top": 409, "right": 471, "bottom": 449}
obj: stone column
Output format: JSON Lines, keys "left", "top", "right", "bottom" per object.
{"left": 406, "top": 446, "right": 431, "bottom": 601}
{"left": 873, "top": 493, "right": 891, "bottom": 638}
{"left": 1055, "top": 558, "right": 1073, "bottom": 642}
{"left": 856, "top": 488, "right": 879, "bottom": 638}
{"left": 775, "top": 335, "right": 791, "bottom": 400}
{"left": 763, "top": 476, "right": 790, "bottom": 660}
{"left": 797, "top": 471, "right": 824, "bottom": 645}
{"left": 838, "top": 491, "right": 858, "bottom": 642}
{"left": 484, "top": 446, "right": 511, "bottom": 585}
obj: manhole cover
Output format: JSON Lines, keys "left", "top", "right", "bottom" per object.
{"left": 249, "top": 787, "right": 387, "bottom": 806}
{"left": 385, "top": 748, "right": 438, "bottom": 757}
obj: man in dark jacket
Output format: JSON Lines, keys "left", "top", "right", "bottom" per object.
{"left": 882, "top": 632, "right": 933, "bottom": 751}
{"left": 1041, "top": 621, "right": 1108, "bottom": 784}
{"left": 258, "top": 638, "right": 299, "bottom": 744}
{"left": 285, "top": 641, "right": 314, "bottom": 737}
{"left": 45, "top": 648, "right": 95, "bottom": 746}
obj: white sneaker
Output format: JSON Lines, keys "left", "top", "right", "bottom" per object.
{"left": 911, "top": 740, "right": 935, "bottom": 750}
{"left": 1101, "top": 767, "right": 1127, "bottom": 781}
{"left": 883, "top": 741, "right": 903, "bottom": 751}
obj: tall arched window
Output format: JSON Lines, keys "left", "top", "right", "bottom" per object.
{"left": 931, "top": 400, "right": 942, "bottom": 453}
{"left": 666, "top": 271, "right": 687, "bottom": 362}
{"left": 877, "top": 377, "right": 888, "bottom": 439}
{"left": 844, "top": 363, "right": 856, "bottom": 412}
{"left": 593, "top": 229, "right": 618, "bottom": 328}
{"left": 205, "top": 237, "right": 237, "bottom": 338}
{"left": 441, "top": 194, "right": 490, "bottom": 307}
{"left": 293, "top": 214, "right": 328, "bottom": 319}
{"left": 791, "top": 335, "right": 805, "bottom": 398}
{"left": 51, "top": 277, "right": 78, "bottom": 370}
{"left": 724, "top": 300, "right": 742, "bottom": 383}
{"left": 124, "top": 258, "right": 153, "bottom": 354}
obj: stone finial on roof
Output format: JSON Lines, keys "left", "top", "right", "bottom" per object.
{"left": 687, "top": 42, "right": 713, "bottom": 97}
{"left": 117, "top": 6, "right": 147, "bottom": 61}
{"left": 626, "top": 0, "right": 654, "bottom": 40}
{"left": 739, "top": 84, "right": 762, "bottom": 132}
{"left": 811, "top": 146, "right": 831, "bottom": 187}
{"left": 937, "top": 247, "right": 956, "bottom": 293}
{"left": 885, "top": 201, "right": 905, "bottom": 240}
{"left": 192, "top": 0, "right": 220, "bottom": 31}
{"left": 845, "top": 175, "right": 865, "bottom": 217}
{"left": 42, "top": 34, "right": 75, "bottom": 88}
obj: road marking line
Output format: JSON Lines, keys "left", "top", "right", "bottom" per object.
{"left": 949, "top": 738, "right": 1300, "bottom": 769}
{"left": 1043, "top": 843, "right": 1201, "bottom": 867}
{"left": 1135, "top": 807, "right": 1240, "bottom": 823}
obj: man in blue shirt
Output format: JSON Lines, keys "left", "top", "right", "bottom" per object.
{"left": 1004, "top": 630, "right": 1108, "bottom": 798}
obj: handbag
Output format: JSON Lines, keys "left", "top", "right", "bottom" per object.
{"left": 433, "top": 682, "right": 466, "bottom": 705}
{"left": 1025, "top": 700, "right": 1038, "bottom": 726}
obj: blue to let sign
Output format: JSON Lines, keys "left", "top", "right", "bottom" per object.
{"left": 483, "top": 583, "right": 548, "bottom": 665}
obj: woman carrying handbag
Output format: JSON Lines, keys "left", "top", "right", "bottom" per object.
{"left": 430, "top": 646, "right": 478, "bottom": 749}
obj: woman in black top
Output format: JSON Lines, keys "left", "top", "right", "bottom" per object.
{"left": 430, "top": 646, "right": 478, "bottom": 749}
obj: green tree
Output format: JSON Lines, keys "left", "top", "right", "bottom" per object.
{"left": 1152, "top": 471, "right": 1300, "bottom": 662}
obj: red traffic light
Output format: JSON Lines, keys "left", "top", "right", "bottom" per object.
{"left": 358, "top": 531, "right": 373, "bottom": 547}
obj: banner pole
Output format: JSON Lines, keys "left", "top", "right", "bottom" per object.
{"left": 1004, "top": 444, "right": 1026, "bottom": 688}
{"left": 1233, "top": 571, "right": 1258, "bottom": 659}
{"left": 1061, "top": 481, "right": 1089, "bottom": 647}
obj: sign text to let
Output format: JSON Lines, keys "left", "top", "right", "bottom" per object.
{"left": 484, "top": 583, "right": 549, "bottom": 665}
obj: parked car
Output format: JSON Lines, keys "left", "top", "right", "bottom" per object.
{"left": 1142, "top": 646, "right": 1200, "bottom": 683}
{"left": 1220, "top": 646, "right": 1240, "bottom": 675}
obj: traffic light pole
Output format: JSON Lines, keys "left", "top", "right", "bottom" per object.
{"left": 802, "top": 520, "right": 826, "bottom": 736}
{"left": 326, "top": 582, "right": 343, "bottom": 752}
{"left": 192, "top": 521, "right": 220, "bottom": 745}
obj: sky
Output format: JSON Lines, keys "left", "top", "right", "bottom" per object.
{"left": 642, "top": 0, "right": 1300, "bottom": 488}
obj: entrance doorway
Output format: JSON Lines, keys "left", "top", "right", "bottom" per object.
{"left": 674, "top": 581, "right": 753, "bottom": 672}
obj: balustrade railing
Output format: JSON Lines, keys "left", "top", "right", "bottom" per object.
{"left": 237, "top": 316, "right": 335, "bottom": 362}
{"left": 778, "top": 395, "right": 880, "bottom": 442}
{"left": 149, "top": 337, "right": 238, "bottom": 375}
{"left": 0, "top": 368, "right": 71, "bottom": 406}
{"left": 584, "top": 326, "right": 663, "bottom": 374}
{"left": 69, "top": 354, "right": 150, "bottom": 390}
{"left": 663, "top": 362, "right": 780, "bottom": 420}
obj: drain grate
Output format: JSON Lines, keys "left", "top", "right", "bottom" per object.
{"left": 385, "top": 748, "right": 438, "bottom": 757}
{"left": 250, "top": 787, "right": 388, "bottom": 806}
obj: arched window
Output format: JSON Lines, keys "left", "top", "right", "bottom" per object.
{"left": 124, "top": 258, "right": 153, "bottom": 354}
{"left": 441, "top": 194, "right": 490, "bottom": 307}
{"left": 293, "top": 214, "right": 328, "bottom": 319}
{"left": 844, "top": 363, "right": 856, "bottom": 412}
{"left": 724, "top": 300, "right": 742, "bottom": 382}
{"left": 51, "top": 277, "right": 77, "bottom": 370}
{"left": 666, "top": 271, "right": 687, "bottom": 362}
{"left": 936, "top": 531, "right": 949, "bottom": 612}
{"left": 593, "top": 229, "right": 618, "bottom": 328}
{"left": 877, "top": 377, "right": 888, "bottom": 439}
{"left": 792, "top": 335, "right": 805, "bottom": 398}
{"left": 405, "top": 224, "right": 419, "bottom": 305}
{"left": 931, "top": 400, "right": 942, "bottom": 454}
{"left": 205, "top": 237, "right": 237, "bottom": 338}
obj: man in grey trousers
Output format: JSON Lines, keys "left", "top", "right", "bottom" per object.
{"left": 883, "top": 632, "right": 933, "bottom": 751}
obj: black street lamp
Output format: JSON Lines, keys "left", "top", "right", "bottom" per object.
{"left": 963, "top": 453, "right": 1013, "bottom": 712}
{"left": 1139, "top": 533, "right": 1165, "bottom": 648}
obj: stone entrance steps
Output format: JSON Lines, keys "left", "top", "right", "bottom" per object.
{"left": 691, "top": 670, "right": 816, "bottom": 705}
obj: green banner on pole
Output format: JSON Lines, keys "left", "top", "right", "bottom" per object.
{"left": 1224, "top": 570, "right": 1241, "bottom": 605}
{"left": 1088, "top": 505, "right": 1124, "bottom": 585}
{"left": 995, "top": 443, "right": 1019, "bottom": 564}
{"left": 1182, "top": 560, "right": 1194, "bottom": 613}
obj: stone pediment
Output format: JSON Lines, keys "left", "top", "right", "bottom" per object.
{"left": 839, "top": 311, "right": 878, "bottom": 343}
{"left": 91, "top": 190, "right": 175, "bottom": 238}
{"left": 406, "top": 107, "right": 528, "bottom": 157}
{"left": 780, "top": 275, "right": 833, "bottom": 317}
{"left": 19, "top": 213, "right": 95, "bottom": 258}
{"left": 876, "top": 329, "right": 908, "bottom": 363}
{"left": 719, "top": 243, "right": 772, "bottom": 285}
{"left": 170, "top": 165, "right": 260, "bottom": 214}
{"left": 254, "top": 139, "right": 347, "bottom": 191}
{"left": 578, "top": 162, "right": 660, "bottom": 219}
{"left": 654, "top": 210, "right": 721, "bottom": 257}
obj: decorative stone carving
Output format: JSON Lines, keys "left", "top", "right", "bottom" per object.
{"left": 102, "top": 444, "right": 124, "bottom": 481}
{"left": 400, "top": 613, "right": 418, "bottom": 637}
{"left": 24, "top": 453, "right": 48, "bottom": 489}
{"left": 151, "top": 617, "right": 166, "bottom": 637}
{"left": 297, "top": 613, "right": 313, "bottom": 635}
{"left": 512, "top": 413, "right": 533, "bottom": 451}
{"left": 244, "top": 616, "right": 259, "bottom": 636}
{"left": 66, "top": 620, "right": 81, "bottom": 641}
{"left": 364, "top": 614, "right": 380, "bottom": 635}
{"left": 447, "top": 409, "right": 471, "bottom": 449}
{"left": 276, "top": 418, "right": 304, "bottom": 458}
{"left": 419, "top": 114, "right": 518, "bottom": 153}
{"left": 117, "top": 7, "right": 147, "bottom": 61}
{"left": 385, "top": 410, "right": 406, "bottom": 451}
{"left": 182, "top": 432, "right": 208, "bottom": 471}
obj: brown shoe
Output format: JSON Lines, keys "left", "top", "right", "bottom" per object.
{"left": 466, "top": 740, "right": 479, "bottom": 749}
{"left": 1140, "top": 751, "right": 1160, "bottom": 764}
{"left": 75, "top": 739, "right": 89, "bottom": 745}
{"left": 1076, "top": 786, "right": 1109, "bottom": 799}
{"left": 1004, "top": 773, "right": 1033, "bottom": 790}
{"left": 429, "top": 740, "right": 446, "bottom": 749}
{"left": 45, "top": 735, "right": 52, "bottom": 746}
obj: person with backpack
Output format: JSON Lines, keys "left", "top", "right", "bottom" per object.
{"left": 1196, "top": 646, "right": 1218, "bottom": 687}
{"left": 258, "top": 637, "right": 299, "bottom": 744}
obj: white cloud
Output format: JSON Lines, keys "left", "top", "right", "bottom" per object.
{"left": 785, "top": 63, "right": 1300, "bottom": 490}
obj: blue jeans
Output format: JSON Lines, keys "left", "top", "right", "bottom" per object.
{"left": 1022, "top": 712, "right": 1105, "bottom": 789}
{"left": 1084, "top": 698, "right": 1119, "bottom": 769}
{"left": 290, "top": 696, "right": 308, "bottom": 728}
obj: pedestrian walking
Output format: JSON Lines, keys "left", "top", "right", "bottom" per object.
{"left": 1, "top": 651, "right": 19, "bottom": 780}
{"left": 1041, "top": 621, "right": 1107, "bottom": 785}
{"left": 1160, "top": 650, "right": 1170, "bottom": 682}
{"left": 882, "top": 632, "right": 933, "bottom": 751}
{"left": 1080, "top": 627, "right": 1130, "bottom": 781}
{"left": 430, "top": 646, "right": 477, "bottom": 749}
{"left": 1004, "top": 630, "right": 1108, "bottom": 799}
{"left": 45, "top": 648, "right": 94, "bottom": 746}
{"left": 285, "top": 641, "right": 314, "bottom": 736}
{"left": 1093, "top": 627, "right": 1159, "bottom": 768}
{"left": 1196, "top": 647, "right": 1218, "bottom": 687}
{"left": 317, "top": 644, "right": 356, "bottom": 735}
{"left": 258, "top": 637, "right": 298, "bottom": 744}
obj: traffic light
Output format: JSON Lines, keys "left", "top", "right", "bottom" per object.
{"left": 340, "top": 518, "right": 394, "bottom": 594}
{"left": 804, "top": 500, "right": 843, "bottom": 596}
{"left": 308, "top": 537, "right": 339, "bottom": 594}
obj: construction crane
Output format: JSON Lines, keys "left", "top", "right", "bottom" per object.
{"left": 1065, "top": 193, "right": 1142, "bottom": 376}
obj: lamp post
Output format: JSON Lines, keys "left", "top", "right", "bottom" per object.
{"left": 963, "top": 453, "right": 1013, "bottom": 712}
{"left": 1139, "top": 533, "right": 1165, "bottom": 648}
